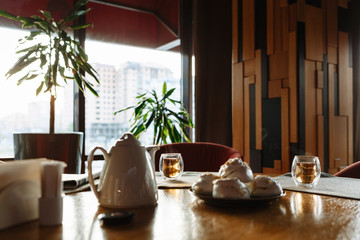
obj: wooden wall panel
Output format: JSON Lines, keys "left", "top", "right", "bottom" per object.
{"left": 232, "top": 62, "right": 244, "bottom": 154}
{"left": 281, "top": 88, "right": 290, "bottom": 173}
{"left": 289, "top": 31, "right": 298, "bottom": 143}
{"left": 274, "top": 0, "right": 282, "bottom": 52}
{"left": 244, "top": 76, "right": 255, "bottom": 164}
{"left": 338, "top": 0, "right": 348, "bottom": 8}
{"left": 305, "top": 5, "right": 324, "bottom": 61}
{"left": 334, "top": 116, "right": 348, "bottom": 167}
{"left": 243, "top": 0, "right": 254, "bottom": 61}
{"left": 328, "top": 46, "right": 338, "bottom": 64}
{"left": 289, "top": 4, "right": 297, "bottom": 33}
{"left": 231, "top": 0, "right": 354, "bottom": 174}
{"left": 232, "top": 0, "right": 238, "bottom": 63}
{"left": 269, "top": 51, "right": 289, "bottom": 80}
{"left": 255, "top": 50, "right": 262, "bottom": 150}
{"left": 317, "top": 116, "right": 324, "bottom": 171}
{"left": 328, "top": 64, "right": 336, "bottom": 170}
{"left": 267, "top": 0, "right": 274, "bottom": 55}
{"left": 297, "top": 0, "right": 305, "bottom": 22}
{"left": 305, "top": 60, "right": 317, "bottom": 156}
{"left": 338, "top": 31, "right": 350, "bottom": 116}
{"left": 327, "top": 0, "right": 338, "bottom": 47}
{"left": 281, "top": 6, "right": 288, "bottom": 51}
{"left": 244, "top": 59, "right": 255, "bottom": 77}
{"left": 268, "top": 80, "right": 282, "bottom": 98}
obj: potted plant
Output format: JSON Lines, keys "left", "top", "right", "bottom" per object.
{"left": 0, "top": 0, "right": 99, "bottom": 173}
{"left": 115, "top": 82, "right": 193, "bottom": 145}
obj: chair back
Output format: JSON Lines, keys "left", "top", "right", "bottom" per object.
{"left": 154, "top": 142, "right": 242, "bottom": 172}
{"left": 334, "top": 161, "right": 360, "bottom": 179}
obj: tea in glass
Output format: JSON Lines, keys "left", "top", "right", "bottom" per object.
{"left": 291, "top": 156, "right": 321, "bottom": 188}
{"left": 159, "top": 153, "right": 184, "bottom": 180}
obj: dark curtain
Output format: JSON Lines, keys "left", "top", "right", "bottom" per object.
{"left": 353, "top": 0, "right": 360, "bottom": 163}
{"left": 193, "top": 0, "right": 233, "bottom": 146}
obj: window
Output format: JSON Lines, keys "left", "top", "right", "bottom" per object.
{"left": 0, "top": 27, "right": 74, "bottom": 158}
{"left": 84, "top": 39, "right": 181, "bottom": 153}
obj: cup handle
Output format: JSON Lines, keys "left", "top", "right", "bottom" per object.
{"left": 87, "top": 146, "right": 109, "bottom": 200}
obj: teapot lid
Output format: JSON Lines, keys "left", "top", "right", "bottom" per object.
{"left": 114, "top": 132, "right": 141, "bottom": 147}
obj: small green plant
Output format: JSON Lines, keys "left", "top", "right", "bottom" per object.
{"left": 115, "top": 82, "right": 193, "bottom": 145}
{"left": 0, "top": 0, "right": 99, "bottom": 134}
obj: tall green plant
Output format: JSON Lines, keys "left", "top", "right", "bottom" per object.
{"left": 115, "top": 82, "right": 193, "bottom": 145}
{"left": 0, "top": 0, "right": 99, "bottom": 134}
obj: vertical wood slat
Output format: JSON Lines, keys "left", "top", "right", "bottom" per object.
{"left": 243, "top": 0, "right": 254, "bottom": 61}
{"left": 232, "top": 62, "right": 244, "bottom": 154}
{"left": 305, "top": 5, "right": 324, "bottom": 62}
{"left": 274, "top": 0, "right": 282, "bottom": 52}
{"left": 317, "top": 116, "right": 324, "bottom": 171}
{"left": 338, "top": 31, "right": 349, "bottom": 116}
{"left": 244, "top": 76, "right": 255, "bottom": 164}
{"left": 281, "top": 5, "right": 288, "bottom": 51}
{"left": 289, "top": 31, "right": 298, "bottom": 143}
{"left": 348, "top": 67, "right": 353, "bottom": 165}
{"left": 232, "top": 0, "right": 238, "bottom": 63}
{"left": 317, "top": 89, "right": 323, "bottom": 115}
{"left": 328, "top": 46, "right": 338, "bottom": 64}
{"left": 267, "top": 0, "right": 274, "bottom": 55}
{"left": 328, "top": 64, "right": 336, "bottom": 169}
{"left": 281, "top": 88, "right": 290, "bottom": 173}
{"left": 289, "top": 3, "right": 297, "bottom": 32}
{"left": 334, "top": 116, "right": 348, "bottom": 167}
{"left": 338, "top": 0, "right": 348, "bottom": 8}
{"left": 268, "top": 79, "right": 282, "bottom": 98}
{"left": 255, "top": 50, "right": 262, "bottom": 150}
{"left": 297, "top": 0, "right": 305, "bottom": 22}
{"left": 305, "top": 60, "right": 317, "bottom": 156}
{"left": 338, "top": 32, "right": 353, "bottom": 165}
{"left": 327, "top": 0, "right": 338, "bottom": 48}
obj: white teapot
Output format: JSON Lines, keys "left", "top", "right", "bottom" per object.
{"left": 87, "top": 133, "right": 159, "bottom": 208}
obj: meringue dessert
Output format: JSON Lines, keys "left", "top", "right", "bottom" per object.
{"left": 192, "top": 173, "right": 219, "bottom": 195}
{"left": 251, "top": 175, "right": 283, "bottom": 197}
{"left": 219, "top": 158, "right": 253, "bottom": 183}
{"left": 212, "top": 179, "right": 250, "bottom": 199}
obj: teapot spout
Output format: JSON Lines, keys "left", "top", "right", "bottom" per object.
{"left": 146, "top": 145, "right": 160, "bottom": 173}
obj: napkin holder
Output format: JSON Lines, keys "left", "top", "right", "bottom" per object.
{"left": 0, "top": 159, "right": 44, "bottom": 230}
{"left": 0, "top": 180, "right": 40, "bottom": 230}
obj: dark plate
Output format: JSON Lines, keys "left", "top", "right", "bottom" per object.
{"left": 189, "top": 189, "right": 285, "bottom": 207}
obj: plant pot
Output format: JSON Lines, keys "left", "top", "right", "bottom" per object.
{"left": 13, "top": 133, "right": 83, "bottom": 174}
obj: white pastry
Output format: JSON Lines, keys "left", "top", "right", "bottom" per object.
{"left": 192, "top": 173, "right": 219, "bottom": 195}
{"left": 251, "top": 175, "right": 282, "bottom": 197}
{"left": 212, "top": 179, "right": 250, "bottom": 199}
{"left": 219, "top": 158, "right": 253, "bottom": 183}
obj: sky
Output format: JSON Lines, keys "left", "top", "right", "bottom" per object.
{"left": 0, "top": 26, "right": 181, "bottom": 118}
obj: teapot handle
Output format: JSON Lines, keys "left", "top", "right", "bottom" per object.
{"left": 87, "top": 146, "right": 109, "bottom": 200}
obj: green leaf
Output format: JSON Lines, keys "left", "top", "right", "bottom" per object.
{"left": 83, "top": 79, "right": 99, "bottom": 97}
{"left": 162, "top": 81, "right": 167, "bottom": 95}
{"left": 69, "top": 23, "right": 92, "bottom": 30}
{"left": 40, "top": 10, "right": 52, "bottom": 19}
{"left": 6, "top": 56, "right": 37, "bottom": 77}
{"left": 36, "top": 81, "right": 44, "bottom": 95}
{"left": 162, "top": 88, "right": 175, "bottom": 100}
{"left": 74, "top": 72, "right": 84, "bottom": 91}
{"left": 0, "top": 9, "right": 18, "bottom": 21}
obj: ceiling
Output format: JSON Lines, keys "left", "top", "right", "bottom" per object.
{"left": 0, "top": 0, "right": 179, "bottom": 50}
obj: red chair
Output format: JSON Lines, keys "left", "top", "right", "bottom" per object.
{"left": 154, "top": 142, "right": 242, "bottom": 172}
{"left": 334, "top": 161, "right": 360, "bottom": 179}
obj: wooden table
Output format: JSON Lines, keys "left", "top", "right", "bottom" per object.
{"left": 1, "top": 188, "right": 360, "bottom": 240}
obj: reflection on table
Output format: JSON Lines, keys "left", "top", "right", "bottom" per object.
{"left": 1, "top": 188, "right": 360, "bottom": 240}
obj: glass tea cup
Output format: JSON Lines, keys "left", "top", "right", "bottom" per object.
{"left": 291, "top": 155, "right": 321, "bottom": 188}
{"left": 159, "top": 153, "right": 184, "bottom": 180}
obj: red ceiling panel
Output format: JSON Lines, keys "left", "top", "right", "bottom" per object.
{"left": 0, "top": 0, "right": 179, "bottom": 49}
